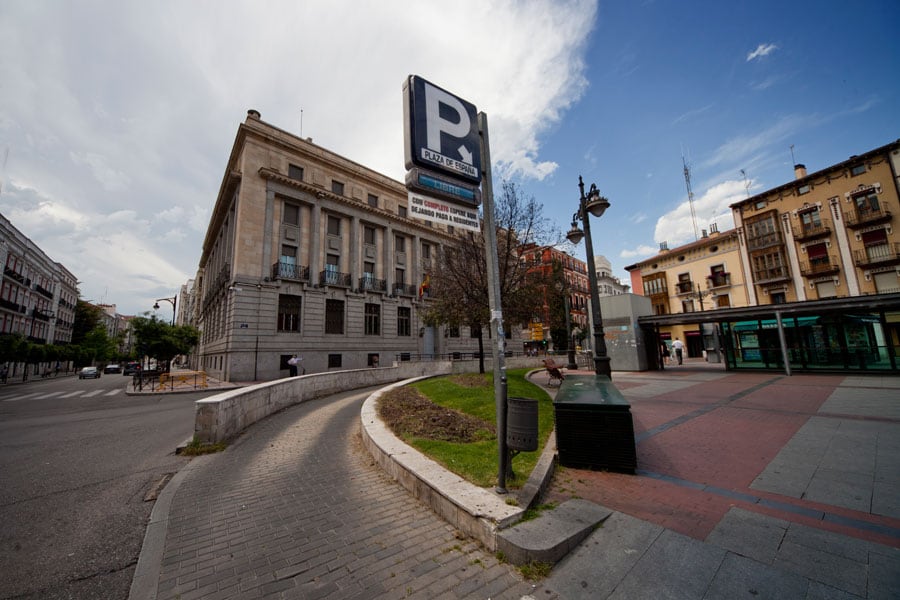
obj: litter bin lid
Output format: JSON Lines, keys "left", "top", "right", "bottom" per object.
{"left": 553, "top": 374, "right": 630, "bottom": 408}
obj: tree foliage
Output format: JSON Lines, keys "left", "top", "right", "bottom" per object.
{"left": 72, "top": 299, "right": 103, "bottom": 345}
{"left": 129, "top": 316, "right": 200, "bottom": 371}
{"left": 423, "top": 181, "right": 560, "bottom": 370}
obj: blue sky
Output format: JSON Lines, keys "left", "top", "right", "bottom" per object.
{"left": 1, "top": 0, "right": 898, "bottom": 315}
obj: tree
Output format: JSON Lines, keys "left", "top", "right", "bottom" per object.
{"left": 129, "top": 316, "right": 200, "bottom": 372}
{"left": 424, "top": 181, "right": 559, "bottom": 372}
{"left": 72, "top": 300, "right": 103, "bottom": 345}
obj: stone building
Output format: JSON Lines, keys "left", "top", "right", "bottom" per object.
{"left": 195, "top": 110, "right": 498, "bottom": 382}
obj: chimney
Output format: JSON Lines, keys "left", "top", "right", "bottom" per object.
{"left": 659, "top": 241, "right": 669, "bottom": 252}
{"left": 794, "top": 163, "right": 807, "bottom": 179}
{"left": 701, "top": 229, "right": 708, "bottom": 238}
{"left": 247, "top": 109, "right": 261, "bottom": 119}
{"left": 709, "top": 222, "right": 720, "bottom": 236}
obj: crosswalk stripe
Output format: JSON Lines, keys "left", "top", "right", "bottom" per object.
{"left": 83, "top": 390, "right": 104, "bottom": 397}
{"left": 35, "top": 391, "right": 66, "bottom": 399}
{"left": 1, "top": 392, "right": 41, "bottom": 402}
{"left": 60, "top": 391, "right": 82, "bottom": 398}
{"left": 104, "top": 389, "right": 122, "bottom": 396}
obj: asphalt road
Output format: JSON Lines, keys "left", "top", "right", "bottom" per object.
{"left": 0, "top": 373, "right": 216, "bottom": 600}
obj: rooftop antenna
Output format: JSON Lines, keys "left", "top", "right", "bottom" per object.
{"left": 790, "top": 144, "right": 796, "bottom": 165}
{"left": 740, "top": 169, "right": 751, "bottom": 197}
{"left": 300, "top": 108, "right": 303, "bottom": 138}
{"left": 682, "top": 152, "right": 700, "bottom": 241}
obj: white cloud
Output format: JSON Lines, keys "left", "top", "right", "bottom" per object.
{"left": 653, "top": 179, "right": 742, "bottom": 247}
{"left": 0, "top": 0, "right": 598, "bottom": 314}
{"left": 620, "top": 244, "right": 658, "bottom": 259}
{"left": 747, "top": 43, "right": 778, "bottom": 62}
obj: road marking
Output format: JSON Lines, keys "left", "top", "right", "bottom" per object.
{"left": 60, "top": 391, "right": 83, "bottom": 398}
{"left": 34, "top": 391, "right": 67, "bottom": 399}
{"left": 83, "top": 390, "right": 104, "bottom": 397}
{"left": 1, "top": 392, "right": 42, "bottom": 402}
{"left": 105, "top": 389, "right": 122, "bottom": 396}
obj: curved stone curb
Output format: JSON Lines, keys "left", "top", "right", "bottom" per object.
{"left": 360, "top": 376, "right": 560, "bottom": 552}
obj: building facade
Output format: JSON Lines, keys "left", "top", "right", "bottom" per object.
{"left": 195, "top": 110, "right": 499, "bottom": 382}
{"left": 593, "top": 255, "right": 630, "bottom": 297}
{"left": 731, "top": 139, "right": 900, "bottom": 302}
{"left": 1, "top": 213, "right": 77, "bottom": 346}
{"left": 518, "top": 244, "right": 590, "bottom": 352}
{"left": 628, "top": 139, "right": 900, "bottom": 372}
{"left": 625, "top": 225, "right": 752, "bottom": 358}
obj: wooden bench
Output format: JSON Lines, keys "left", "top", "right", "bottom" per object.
{"left": 542, "top": 358, "right": 566, "bottom": 386}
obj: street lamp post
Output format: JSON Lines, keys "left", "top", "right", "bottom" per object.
{"left": 566, "top": 176, "right": 612, "bottom": 379}
{"left": 153, "top": 296, "right": 177, "bottom": 326}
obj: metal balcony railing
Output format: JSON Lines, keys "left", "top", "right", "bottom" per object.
{"left": 707, "top": 273, "right": 731, "bottom": 288}
{"left": 359, "top": 275, "right": 387, "bottom": 293}
{"left": 393, "top": 283, "right": 418, "bottom": 297}
{"left": 320, "top": 270, "right": 352, "bottom": 288}
{"left": 271, "top": 261, "right": 310, "bottom": 282}
{"left": 853, "top": 243, "right": 900, "bottom": 267}
{"left": 752, "top": 266, "right": 791, "bottom": 284}
{"left": 799, "top": 256, "right": 840, "bottom": 277}
{"left": 845, "top": 203, "right": 892, "bottom": 228}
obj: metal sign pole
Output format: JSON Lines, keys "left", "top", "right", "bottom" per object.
{"left": 477, "top": 112, "right": 509, "bottom": 493}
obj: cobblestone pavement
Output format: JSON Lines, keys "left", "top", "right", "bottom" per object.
{"left": 149, "top": 387, "right": 544, "bottom": 600}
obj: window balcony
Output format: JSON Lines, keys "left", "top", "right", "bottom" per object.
{"left": 845, "top": 203, "right": 892, "bottom": 229}
{"left": 675, "top": 281, "right": 695, "bottom": 295}
{"left": 707, "top": 272, "right": 732, "bottom": 288}
{"left": 271, "top": 261, "right": 310, "bottom": 282}
{"left": 799, "top": 256, "right": 841, "bottom": 277}
{"left": 320, "top": 270, "right": 352, "bottom": 288}
{"left": 359, "top": 275, "right": 387, "bottom": 293}
{"left": 853, "top": 243, "right": 900, "bottom": 267}
{"left": 0, "top": 298, "right": 21, "bottom": 312}
{"left": 792, "top": 220, "right": 832, "bottom": 242}
{"left": 393, "top": 283, "right": 418, "bottom": 297}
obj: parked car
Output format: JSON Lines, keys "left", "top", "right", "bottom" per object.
{"left": 103, "top": 363, "right": 122, "bottom": 374}
{"left": 79, "top": 366, "right": 101, "bottom": 379}
{"left": 123, "top": 362, "right": 140, "bottom": 375}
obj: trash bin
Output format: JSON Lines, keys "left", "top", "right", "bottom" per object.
{"left": 507, "top": 397, "right": 538, "bottom": 452}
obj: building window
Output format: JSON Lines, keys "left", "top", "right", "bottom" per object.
{"left": 770, "top": 291, "right": 786, "bottom": 304}
{"left": 395, "top": 235, "right": 406, "bottom": 253}
{"left": 288, "top": 164, "right": 304, "bottom": 181}
{"left": 798, "top": 184, "right": 810, "bottom": 195}
{"left": 283, "top": 203, "right": 300, "bottom": 226}
{"left": 327, "top": 215, "right": 341, "bottom": 236}
{"left": 277, "top": 294, "right": 301, "bottom": 332}
{"left": 851, "top": 164, "right": 866, "bottom": 176}
{"left": 681, "top": 299, "right": 695, "bottom": 313}
{"left": 395, "top": 268, "right": 405, "bottom": 285}
{"left": 325, "top": 299, "right": 344, "bottom": 334}
{"left": 364, "top": 303, "right": 381, "bottom": 335}
{"left": 325, "top": 254, "right": 340, "bottom": 284}
{"left": 328, "top": 354, "right": 342, "bottom": 368}
{"left": 422, "top": 243, "right": 431, "bottom": 260}
{"left": 367, "top": 193, "right": 378, "bottom": 208}
{"left": 398, "top": 205, "right": 407, "bottom": 218}
{"left": 854, "top": 191, "right": 880, "bottom": 214}
{"left": 364, "top": 226, "right": 376, "bottom": 245}
{"left": 397, "top": 307, "right": 411, "bottom": 336}
{"left": 332, "top": 180, "right": 344, "bottom": 196}
{"left": 448, "top": 326, "right": 460, "bottom": 338}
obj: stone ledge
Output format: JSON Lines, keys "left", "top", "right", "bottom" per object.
{"left": 496, "top": 499, "right": 612, "bottom": 565}
{"left": 360, "top": 378, "right": 523, "bottom": 551}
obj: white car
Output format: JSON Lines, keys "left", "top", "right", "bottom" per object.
{"left": 79, "top": 366, "right": 101, "bottom": 379}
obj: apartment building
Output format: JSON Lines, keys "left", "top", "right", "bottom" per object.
{"left": 1, "top": 213, "right": 77, "bottom": 346}
{"left": 195, "top": 110, "right": 496, "bottom": 382}
{"left": 732, "top": 139, "right": 900, "bottom": 302}
{"left": 518, "top": 244, "right": 590, "bottom": 352}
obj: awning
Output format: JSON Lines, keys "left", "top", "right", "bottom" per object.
{"left": 730, "top": 316, "right": 819, "bottom": 331}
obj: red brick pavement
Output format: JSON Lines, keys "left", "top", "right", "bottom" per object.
{"left": 545, "top": 371, "right": 900, "bottom": 549}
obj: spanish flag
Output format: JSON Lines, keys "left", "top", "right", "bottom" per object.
{"left": 418, "top": 273, "right": 431, "bottom": 299}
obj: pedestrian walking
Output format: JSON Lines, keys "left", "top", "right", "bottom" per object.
{"left": 659, "top": 341, "right": 670, "bottom": 367}
{"left": 672, "top": 338, "right": 684, "bottom": 365}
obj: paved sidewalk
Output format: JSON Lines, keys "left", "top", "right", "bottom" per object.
{"left": 540, "top": 365, "right": 900, "bottom": 599}
{"left": 131, "top": 365, "right": 900, "bottom": 599}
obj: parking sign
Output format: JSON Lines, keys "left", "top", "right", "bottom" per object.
{"left": 403, "top": 75, "right": 481, "bottom": 185}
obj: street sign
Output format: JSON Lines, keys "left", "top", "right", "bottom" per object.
{"left": 405, "top": 167, "right": 481, "bottom": 207}
{"left": 403, "top": 75, "right": 481, "bottom": 186}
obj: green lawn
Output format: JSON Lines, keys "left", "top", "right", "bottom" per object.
{"left": 405, "top": 368, "right": 554, "bottom": 488}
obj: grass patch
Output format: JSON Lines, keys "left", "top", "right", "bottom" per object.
{"left": 377, "top": 368, "right": 553, "bottom": 488}
{"left": 519, "top": 561, "right": 553, "bottom": 580}
{"left": 179, "top": 437, "right": 227, "bottom": 456}
{"left": 520, "top": 501, "right": 558, "bottom": 522}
